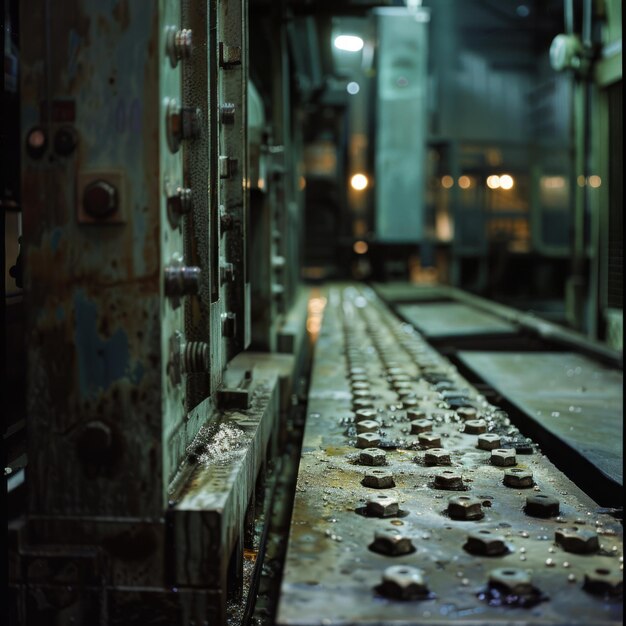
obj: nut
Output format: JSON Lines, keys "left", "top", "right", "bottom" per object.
{"left": 369, "top": 530, "right": 415, "bottom": 556}
{"left": 464, "top": 529, "right": 509, "bottom": 556}
{"left": 353, "top": 398, "right": 374, "bottom": 411}
{"left": 447, "top": 495, "right": 483, "bottom": 520}
{"left": 555, "top": 528, "right": 599, "bottom": 554}
{"left": 410, "top": 419, "right": 432, "bottom": 434}
{"left": 424, "top": 448, "right": 451, "bottom": 466}
{"left": 356, "top": 419, "right": 380, "bottom": 434}
{"left": 457, "top": 407, "right": 478, "bottom": 420}
{"left": 503, "top": 468, "right": 534, "bottom": 488}
{"left": 354, "top": 408, "right": 378, "bottom": 423}
{"left": 406, "top": 409, "right": 427, "bottom": 420}
{"left": 379, "top": 565, "right": 428, "bottom": 600}
{"left": 524, "top": 494, "right": 560, "bottom": 518}
{"left": 488, "top": 568, "right": 532, "bottom": 594}
{"left": 463, "top": 419, "right": 487, "bottom": 434}
{"left": 583, "top": 567, "right": 623, "bottom": 596}
{"left": 418, "top": 432, "right": 442, "bottom": 448}
{"left": 490, "top": 448, "right": 516, "bottom": 467}
{"left": 359, "top": 448, "right": 387, "bottom": 466}
{"left": 365, "top": 494, "right": 399, "bottom": 517}
{"left": 362, "top": 469, "right": 395, "bottom": 489}
{"left": 356, "top": 432, "right": 381, "bottom": 449}
{"left": 350, "top": 380, "right": 370, "bottom": 391}
{"left": 477, "top": 433, "right": 501, "bottom": 450}
{"left": 434, "top": 469, "right": 464, "bottom": 490}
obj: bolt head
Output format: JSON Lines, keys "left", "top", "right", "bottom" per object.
{"left": 379, "top": 566, "right": 428, "bottom": 600}
{"left": 358, "top": 448, "right": 387, "bottom": 466}
{"left": 418, "top": 432, "right": 442, "bottom": 448}
{"left": 362, "top": 469, "right": 395, "bottom": 489}
{"left": 351, "top": 381, "right": 370, "bottom": 391}
{"left": 353, "top": 398, "right": 374, "bottom": 411}
{"left": 355, "top": 419, "right": 380, "bottom": 434}
{"left": 463, "top": 419, "right": 487, "bottom": 434}
{"left": 354, "top": 408, "right": 378, "bottom": 423}
{"left": 369, "top": 529, "right": 414, "bottom": 556}
{"left": 457, "top": 407, "right": 478, "bottom": 420}
{"left": 410, "top": 419, "right": 432, "bottom": 434}
{"left": 488, "top": 568, "right": 532, "bottom": 594}
{"left": 477, "top": 433, "right": 501, "bottom": 450}
{"left": 503, "top": 468, "right": 533, "bottom": 488}
{"left": 356, "top": 432, "right": 381, "bottom": 449}
{"left": 83, "top": 180, "right": 118, "bottom": 218}
{"left": 365, "top": 494, "right": 399, "bottom": 517}
{"left": 424, "top": 448, "right": 451, "bottom": 466}
{"left": 465, "top": 530, "right": 509, "bottom": 556}
{"left": 406, "top": 409, "right": 427, "bottom": 420}
{"left": 525, "top": 494, "right": 560, "bottom": 518}
{"left": 583, "top": 567, "right": 623, "bottom": 596}
{"left": 402, "top": 398, "right": 419, "bottom": 408}
{"left": 490, "top": 448, "right": 517, "bottom": 467}
{"left": 434, "top": 469, "right": 463, "bottom": 490}
{"left": 447, "top": 495, "right": 483, "bottom": 520}
{"left": 555, "top": 528, "right": 600, "bottom": 554}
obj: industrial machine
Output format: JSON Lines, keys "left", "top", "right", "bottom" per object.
{"left": 3, "top": 1, "right": 622, "bottom": 625}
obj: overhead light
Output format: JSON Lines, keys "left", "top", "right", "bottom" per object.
{"left": 346, "top": 81, "right": 360, "bottom": 95}
{"left": 441, "top": 175, "right": 454, "bottom": 189}
{"left": 350, "top": 173, "right": 368, "bottom": 191}
{"left": 499, "top": 174, "right": 514, "bottom": 190}
{"left": 334, "top": 35, "right": 364, "bottom": 52}
{"left": 486, "top": 175, "right": 501, "bottom": 189}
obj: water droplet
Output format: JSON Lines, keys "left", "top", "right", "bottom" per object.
{"left": 567, "top": 574, "right": 576, "bottom": 582}
{"left": 551, "top": 411, "right": 560, "bottom": 418}
{"left": 546, "top": 558, "right": 555, "bottom": 567}
{"left": 563, "top": 562, "right": 570, "bottom": 568}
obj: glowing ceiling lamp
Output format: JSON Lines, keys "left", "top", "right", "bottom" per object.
{"left": 334, "top": 35, "right": 364, "bottom": 52}
{"left": 350, "top": 173, "right": 368, "bottom": 191}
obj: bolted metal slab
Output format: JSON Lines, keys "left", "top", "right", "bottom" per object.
{"left": 277, "top": 285, "right": 623, "bottom": 625}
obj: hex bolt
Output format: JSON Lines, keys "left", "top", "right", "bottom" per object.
{"left": 351, "top": 381, "right": 370, "bottom": 391}
{"left": 365, "top": 494, "right": 399, "bottom": 517}
{"left": 402, "top": 398, "right": 419, "bottom": 409}
{"left": 353, "top": 398, "right": 374, "bottom": 411}
{"left": 393, "top": 381, "right": 413, "bottom": 392}
{"left": 488, "top": 568, "right": 533, "bottom": 595}
{"left": 583, "top": 568, "right": 623, "bottom": 596}
{"left": 463, "top": 419, "right": 487, "bottom": 434}
{"left": 359, "top": 448, "right": 387, "bottom": 466}
{"left": 362, "top": 469, "right": 395, "bottom": 489}
{"left": 503, "top": 468, "right": 534, "bottom": 488}
{"left": 410, "top": 419, "right": 432, "bottom": 435}
{"left": 464, "top": 530, "right": 509, "bottom": 556}
{"left": 166, "top": 26, "right": 193, "bottom": 66}
{"left": 555, "top": 528, "right": 600, "bottom": 554}
{"left": 164, "top": 265, "right": 201, "bottom": 298}
{"left": 477, "top": 433, "right": 501, "bottom": 450}
{"left": 53, "top": 126, "right": 78, "bottom": 156}
{"left": 182, "top": 341, "right": 209, "bottom": 373}
{"left": 379, "top": 565, "right": 428, "bottom": 600}
{"left": 369, "top": 530, "right": 415, "bottom": 556}
{"left": 490, "top": 448, "right": 517, "bottom": 467}
{"left": 434, "top": 469, "right": 464, "bottom": 490}
{"left": 354, "top": 408, "right": 378, "bottom": 423}
{"left": 166, "top": 99, "right": 201, "bottom": 152}
{"left": 524, "top": 494, "right": 560, "bottom": 518}
{"left": 353, "top": 389, "right": 372, "bottom": 400}
{"left": 406, "top": 409, "right": 427, "bottom": 421}
{"left": 356, "top": 419, "right": 380, "bottom": 434}
{"left": 221, "top": 312, "right": 237, "bottom": 338}
{"left": 220, "top": 102, "right": 236, "bottom": 124}
{"left": 447, "top": 495, "right": 484, "bottom": 520}
{"left": 424, "top": 448, "right": 451, "bottom": 466}
{"left": 457, "top": 407, "right": 478, "bottom": 420}
{"left": 83, "top": 180, "right": 118, "bottom": 219}
{"left": 167, "top": 187, "right": 193, "bottom": 222}
{"left": 219, "top": 260, "right": 235, "bottom": 285}
{"left": 418, "top": 432, "right": 442, "bottom": 448}
{"left": 356, "top": 432, "right": 381, "bottom": 449}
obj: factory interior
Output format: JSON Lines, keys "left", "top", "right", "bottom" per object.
{"left": 2, "top": 0, "right": 623, "bottom": 624}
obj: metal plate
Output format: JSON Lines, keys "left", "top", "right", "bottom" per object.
{"left": 457, "top": 352, "right": 623, "bottom": 487}
{"left": 398, "top": 303, "right": 517, "bottom": 338}
{"left": 277, "top": 285, "right": 623, "bottom": 625}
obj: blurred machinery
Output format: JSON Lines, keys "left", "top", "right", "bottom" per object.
{"left": 2, "top": 0, "right": 622, "bottom": 625}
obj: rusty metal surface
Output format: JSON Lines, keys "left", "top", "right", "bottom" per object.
{"left": 457, "top": 352, "right": 623, "bottom": 486}
{"left": 277, "top": 285, "right": 623, "bottom": 625}
{"left": 397, "top": 303, "right": 517, "bottom": 338}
